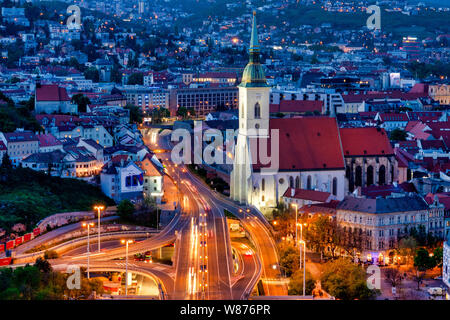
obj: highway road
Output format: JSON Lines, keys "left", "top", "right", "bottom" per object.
{"left": 8, "top": 127, "right": 280, "bottom": 300}
{"left": 155, "top": 129, "right": 287, "bottom": 297}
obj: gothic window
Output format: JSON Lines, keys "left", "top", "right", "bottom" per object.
{"left": 332, "top": 177, "right": 338, "bottom": 196}
{"left": 295, "top": 176, "right": 300, "bottom": 189}
{"left": 367, "top": 165, "right": 374, "bottom": 186}
{"left": 261, "top": 178, "right": 265, "bottom": 191}
{"left": 379, "top": 165, "right": 386, "bottom": 185}
{"left": 307, "top": 175, "right": 312, "bottom": 190}
{"left": 355, "top": 166, "right": 362, "bottom": 187}
{"left": 289, "top": 176, "right": 294, "bottom": 188}
{"left": 254, "top": 102, "right": 261, "bottom": 119}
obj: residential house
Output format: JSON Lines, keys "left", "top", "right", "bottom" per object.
{"left": 137, "top": 154, "right": 164, "bottom": 203}
{"left": 101, "top": 159, "right": 144, "bottom": 202}
{"left": 0, "top": 130, "right": 39, "bottom": 166}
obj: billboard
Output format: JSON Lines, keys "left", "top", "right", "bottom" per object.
{"left": 24, "top": 233, "right": 32, "bottom": 242}
{"left": 33, "top": 228, "right": 41, "bottom": 236}
{"left": 389, "top": 73, "right": 400, "bottom": 88}
{"left": 6, "top": 240, "right": 14, "bottom": 250}
{"left": 15, "top": 237, "right": 23, "bottom": 246}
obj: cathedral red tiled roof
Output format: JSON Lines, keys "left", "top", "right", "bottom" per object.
{"left": 251, "top": 117, "right": 345, "bottom": 172}
{"left": 339, "top": 127, "right": 394, "bottom": 157}
{"left": 35, "top": 84, "right": 70, "bottom": 102}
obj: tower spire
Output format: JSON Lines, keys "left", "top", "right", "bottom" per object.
{"left": 250, "top": 11, "right": 259, "bottom": 54}
{"left": 239, "top": 11, "right": 268, "bottom": 87}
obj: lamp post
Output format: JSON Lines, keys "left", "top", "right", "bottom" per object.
{"left": 82, "top": 222, "right": 94, "bottom": 279}
{"left": 121, "top": 239, "right": 134, "bottom": 296}
{"left": 291, "top": 203, "right": 298, "bottom": 247}
{"left": 291, "top": 203, "right": 302, "bottom": 270}
{"left": 300, "top": 240, "right": 306, "bottom": 296}
{"left": 94, "top": 205, "right": 104, "bottom": 252}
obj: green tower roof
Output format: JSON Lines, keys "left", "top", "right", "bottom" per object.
{"left": 239, "top": 11, "right": 269, "bottom": 88}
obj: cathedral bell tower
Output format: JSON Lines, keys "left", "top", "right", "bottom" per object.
{"left": 230, "top": 11, "right": 270, "bottom": 204}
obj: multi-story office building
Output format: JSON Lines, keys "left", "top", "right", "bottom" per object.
{"left": 122, "top": 86, "right": 169, "bottom": 112}
{"left": 169, "top": 86, "right": 238, "bottom": 116}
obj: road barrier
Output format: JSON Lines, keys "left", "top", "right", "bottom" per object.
{"left": 13, "top": 230, "right": 156, "bottom": 264}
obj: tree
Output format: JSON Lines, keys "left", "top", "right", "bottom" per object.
{"left": 44, "top": 250, "right": 59, "bottom": 260}
{"left": 305, "top": 215, "right": 338, "bottom": 260}
{"left": 1, "top": 153, "right": 13, "bottom": 171}
{"left": 279, "top": 244, "right": 300, "bottom": 277}
{"left": 84, "top": 67, "right": 99, "bottom": 82}
{"left": 176, "top": 106, "right": 188, "bottom": 119}
{"left": 432, "top": 247, "right": 443, "bottom": 269}
{"left": 414, "top": 248, "right": 436, "bottom": 271}
{"left": 389, "top": 128, "right": 407, "bottom": 141}
{"left": 34, "top": 257, "right": 52, "bottom": 274}
{"left": 320, "top": 258, "right": 378, "bottom": 300}
{"left": 411, "top": 268, "right": 425, "bottom": 291}
{"left": 288, "top": 269, "right": 316, "bottom": 295}
{"left": 125, "top": 104, "right": 143, "bottom": 124}
{"left": 71, "top": 94, "right": 91, "bottom": 113}
{"left": 117, "top": 199, "right": 135, "bottom": 221}
{"left": 127, "top": 72, "right": 144, "bottom": 85}
{"left": 384, "top": 267, "right": 403, "bottom": 288}
{"left": 398, "top": 236, "right": 417, "bottom": 265}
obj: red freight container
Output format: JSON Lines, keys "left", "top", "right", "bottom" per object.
{"left": 33, "top": 228, "right": 40, "bottom": 237}
{"left": 24, "top": 233, "right": 32, "bottom": 242}
{"left": 0, "top": 257, "right": 12, "bottom": 266}
{"left": 0, "top": 244, "right": 4, "bottom": 253}
{"left": 6, "top": 240, "right": 14, "bottom": 250}
{"left": 14, "top": 237, "right": 23, "bottom": 246}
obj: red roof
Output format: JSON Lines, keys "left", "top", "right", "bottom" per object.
{"left": 37, "top": 133, "right": 62, "bottom": 148}
{"left": 269, "top": 100, "right": 323, "bottom": 113}
{"left": 340, "top": 127, "right": 394, "bottom": 157}
{"left": 36, "top": 84, "right": 70, "bottom": 102}
{"left": 378, "top": 113, "right": 409, "bottom": 122}
{"left": 283, "top": 187, "right": 333, "bottom": 202}
{"left": 409, "top": 83, "right": 429, "bottom": 94}
{"left": 36, "top": 114, "right": 82, "bottom": 127}
{"left": 252, "top": 117, "right": 345, "bottom": 171}
{"left": 111, "top": 155, "right": 130, "bottom": 163}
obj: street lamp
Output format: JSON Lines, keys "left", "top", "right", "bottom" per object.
{"left": 82, "top": 222, "right": 95, "bottom": 279}
{"left": 94, "top": 205, "right": 104, "bottom": 252}
{"left": 291, "top": 203, "right": 299, "bottom": 247}
{"left": 121, "top": 239, "right": 134, "bottom": 296}
{"left": 300, "top": 240, "right": 306, "bottom": 296}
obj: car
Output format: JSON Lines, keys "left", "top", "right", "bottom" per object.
{"left": 134, "top": 253, "right": 144, "bottom": 261}
{"left": 200, "top": 265, "right": 208, "bottom": 273}
{"left": 200, "top": 241, "right": 207, "bottom": 247}
{"left": 428, "top": 287, "right": 444, "bottom": 296}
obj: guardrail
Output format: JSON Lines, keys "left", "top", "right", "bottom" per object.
{"left": 14, "top": 230, "right": 155, "bottom": 262}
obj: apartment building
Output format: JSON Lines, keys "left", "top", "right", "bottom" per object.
{"left": 0, "top": 130, "right": 39, "bottom": 166}
{"left": 336, "top": 194, "right": 444, "bottom": 264}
